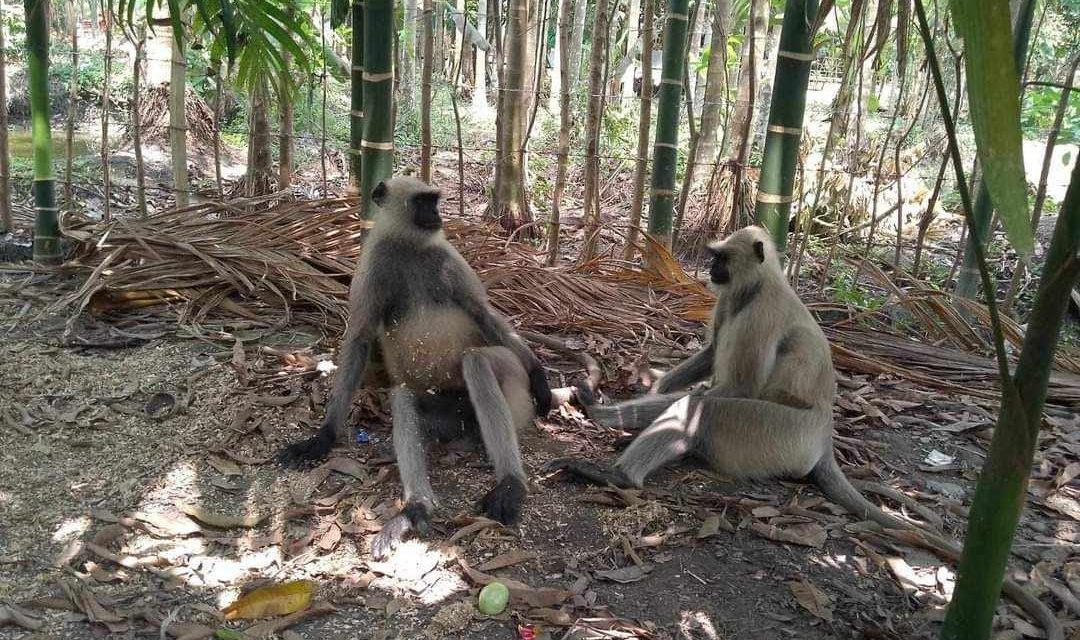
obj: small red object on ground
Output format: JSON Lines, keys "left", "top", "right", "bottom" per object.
{"left": 518, "top": 624, "right": 536, "bottom": 640}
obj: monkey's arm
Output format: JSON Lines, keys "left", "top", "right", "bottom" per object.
{"left": 458, "top": 294, "right": 553, "bottom": 415}
{"left": 651, "top": 344, "right": 715, "bottom": 394}
{"left": 278, "top": 284, "right": 380, "bottom": 466}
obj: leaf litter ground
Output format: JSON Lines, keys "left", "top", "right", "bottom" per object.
{"left": 1, "top": 202, "right": 1078, "bottom": 639}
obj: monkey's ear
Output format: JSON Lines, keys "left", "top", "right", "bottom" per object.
{"left": 371, "top": 181, "right": 389, "bottom": 205}
{"left": 752, "top": 240, "right": 765, "bottom": 263}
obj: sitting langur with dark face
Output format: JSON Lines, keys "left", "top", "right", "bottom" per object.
{"left": 278, "top": 176, "right": 552, "bottom": 559}
{"left": 542, "top": 226, "right": 1063, "bottom": 637}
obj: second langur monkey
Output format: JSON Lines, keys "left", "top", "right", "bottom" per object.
{"left": 278, "top": 176, "right": 553, "bottom": 559}
{"left": 545, "top": 226, "right": 1060, "bottom": 638}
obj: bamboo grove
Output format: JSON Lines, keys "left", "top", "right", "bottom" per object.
{"left": 0, "top": 0, "right": 1078, "bottom": 637}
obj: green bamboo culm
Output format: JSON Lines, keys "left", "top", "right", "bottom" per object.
{"left": 940, "top": 139, "right": 1079, "bottom": 640}
{"left": 348, "top": 0, "right": 364, "bottom": 193}
{"left": 954, "top": 0, "right": 1036, "bottom": 300}
{"left": 911, "top": 2, "right": 1075, "bottom": 638}
{"left": 753, "top": 0, "right": 819, "bottom": 254}
{"left": 25, "top": 0, "right": 60, "bottom": 264}
{"left": 359, "top": 0, "right": 393, "bottom": 215}
{"left": 646, "top": 0, "right": 691, "bottom": 257}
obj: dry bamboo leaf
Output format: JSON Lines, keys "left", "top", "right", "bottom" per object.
{"left": 457, "top": 558, "right": 572, "bottom": 608}
{"left": 476, "top": 550, "right": 538, "bottom": 572}
{"left": 750, "top": 521, "right": 827, "bottom": 549}
{"left": 594, "top": 565, "right": 652, "bottom": 584}
{"left": 179, "top": 503, "right": 268, "bottom": 529}
{"left": 787, "top": 579, "right": 833, "bottom": 621}
{"left": 222, "top": 580, "right": 315, "bottom": 620}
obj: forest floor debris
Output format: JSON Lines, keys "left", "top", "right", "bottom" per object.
{"left": 2, "top": 261, "right": 1079, "bottom": 639}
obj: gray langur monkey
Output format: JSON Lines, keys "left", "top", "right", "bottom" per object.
{"left": 278, "top": 176, "right": 553, "bottom": 560}
{"left": 544, "top": 226, "right": 1061, "bottom": 638}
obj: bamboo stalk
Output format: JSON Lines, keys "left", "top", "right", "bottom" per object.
{"left": 360, "top": 0, "right": 394, "bottom": 213}
{"left": 132, "top": 25, "right": 148, "bottom": 218}
{"left": 348, "top": 0, "right": 364, "bottom": 191}
{"left": 25, "top": 0, "right": 60, "bottom": 263}
{"left": 100, "top": 0, "right": 112, "bottom": 221}
{"left": 64, "top": 0, "right": 77, "bottom": 216}
{"left": 0, "top": 0, "right": 10, "bottom": 232}
{"left": 622, "top": 0, "right": 654, "bottom": 261}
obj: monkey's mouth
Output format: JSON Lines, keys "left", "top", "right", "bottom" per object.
{"left": 413, "top": 211, "right": 443, "bottom": 230}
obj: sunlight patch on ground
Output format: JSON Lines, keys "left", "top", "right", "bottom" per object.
{"left": 678, "top": 610, "right": 720, "bottom": 639}
{"left": 52, "top": 516, "right": 91, "bottom": 543}
{"left": 367, "top": 540, "right": 468, "bottom": 605}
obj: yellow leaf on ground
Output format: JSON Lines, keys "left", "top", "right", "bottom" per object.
{"left": 222, "top": 580, "right": 314, "bottom": 620}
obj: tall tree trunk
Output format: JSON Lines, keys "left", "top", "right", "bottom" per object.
{"left": 472, "top": 0, "right": 490, "bottom": 113}
{"left": 169, "top": 32, "right": 189, "bottom": 208}
{"left": 320, "top": 6, "right": 329, "bottom": 194}
{"left": 279, "top": 8, "right": 295, "bottom": 194}
{"left": 578, "top": 0, "right": 610, "bottom": 261}
{"left": 25, "top": 0, "right": 59, "bottom": 263}
{"left": 453, "top": 0, "right": 466, "bottom": 85}
{"left": 725, "top": 0, "right": 767, "bottom": 161}
{"left": 569, "top": 0, "right": 587, "bottom": 81}
{"left": 348, "top": 0, "right": 364, "bottom": 192}
{"left": 623, "top": 0, "right": 654, "bottom": 260}
{"left": 954, "top": 0, "right": 1036, "bottom": 299}
{"left": 420, "top": 0, "right": 434, "bottom": 181}
{"left": 402, "top": 0, "right": 417, "bottom": 107}
{"left": 685, "top": 0, "right": 705, "bottom": 103}
{"left": 693, "top": 0, "right": 729, "bottom": 172}
{"left": 246, "top": 82, "right": 273, "bottom": 197}
{"left": 0, "top": 0, "right": 11, "bottom": 233}
{"left": 620, "top": 0, "right": 641, "bottom": 97}
{"left": 64, "top": 0, "right": 76, "bottom": 215}
{"left": 753, "top": 0, "right": 819, "bottom": 253}
{"left": 211, "top": 60, "right": 223, "bottom": 196}
{"left": 488, "top": 0, "right": 534, "bottom": 233}
{"left": 751, "top": 14, "right": 781, "bottom": 154}
{"left": 646, "top": 0, "right": 691, "bottom": 262}
{"left": 132, "top": 28, "right": 148, "bottom": 218}
{"left": 546, "top": 0, "right": 565, "bottom": 113}
{"left": 361, "top": 0, "right": 395, "bottom": 213}
{"left": 100, "top": 1, "right": 112, "bottom": 221}
{"left": 547, "top": 0, "right": 574, "bottom": 265}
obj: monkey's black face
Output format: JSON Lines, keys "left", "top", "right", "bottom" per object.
{"left": 709, "top": 250, "right": 731, "bottom": 285}
{"left": 410, "top": 192, "right": 442, "bottom": 231}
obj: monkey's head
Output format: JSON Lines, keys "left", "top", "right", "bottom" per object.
{"left": 370, "top": 177, "right": 444, "bottom": 238}
{"left": 706, "top": 226, "right": 777, "bottom": 289}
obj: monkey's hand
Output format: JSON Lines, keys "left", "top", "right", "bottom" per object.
{"left": 479, "top": 475, "right": 527, "bottom": 525}
{"left": 370, "top": 501, "right": 432, "bottom": 560}
{"left": 542, "top": 457, "right": 635, "bottom": 489}
{"left": 529, "top": 367, "right": 553, "bottom": 416}
{"left": 276, "top": 426, "right": 335, "bottom": 468}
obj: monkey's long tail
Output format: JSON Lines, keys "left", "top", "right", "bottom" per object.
{"left": 810, "top": 454, "right": 1063, "bottom": 640}
{"left": 517, "top": 330, "right": 602, "bottom": 406}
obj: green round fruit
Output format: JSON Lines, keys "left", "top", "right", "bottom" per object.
{"left": 477, "top": 582, "right": 510, "bottom": 615}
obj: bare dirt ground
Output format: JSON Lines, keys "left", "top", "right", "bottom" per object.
{"left": 1, "top": 274, "right": 1077, "bottom": 640}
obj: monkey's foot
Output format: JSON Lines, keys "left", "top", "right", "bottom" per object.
{"left": 529, "top": 367, "right": 554, "bottom": 416}
{"left": 276, "top": 430, "right": 336, "bottom": 469}
{"left": 479, "top": 475, "right": 527, "bottom": 526}
{"left": 571, "top": 380, "right": 597, "bottom": 409}
{"left": 542, "top": 457, "right": 635, "bottom": 489}
{"left": 370, "top": 502, "right": 431, "bottom": 560}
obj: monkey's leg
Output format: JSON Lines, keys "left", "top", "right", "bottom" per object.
{"left": 278, "top": 329, "right": 371, "bottom": 467}
{"left": 371, "top": 387, "right": 437, "bottom": 560}
{"left": 585, "top": 392, "right": 689, "bottom": 432}
{"left": 462, "top": 348, "right": 528, "bottom": 526}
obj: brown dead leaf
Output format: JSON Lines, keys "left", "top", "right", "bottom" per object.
{"left": 750, "top": 521, "right": 827, "bottom": 548}
{"left": 323, "top": 457, "right": 368, "bottom": 480}
{"left": 241, "top": 601, "right": 335, "bottom": 639}
{"left": 254, "top": 391, "right": 300, "bottom": 407}
{"left": 180, "top": 503, "right": 268, "bottom": 529}
{"left": 788, "top": 579, "right": 833, "bottom": 621}
{"left": 751, "top": 506, "right": 782, "bottom": 518}
{"left": 528, "top": 607, "right": 574, "bottom": 626}
{"left": 448, "top": 517, "right": 500, "bottom": 544}
{"left": 696, "top": 513, "right": 733, "bottom": 539}
{"left": 457, "top": 559, "right": 572, "bottom": 608}
{"left": 208, "top": 455, "right": 243, "bottom": 477}
{"left": 316, "top": 523, "right": 342, "bottom": 552}
{"left": 0, "top": 604, "right": 43, "bottom": 631}
{"left": 132, "top": 511, "right": 202, "bottom": 537}
{"left": 476, "top": 550, "right": 538, "bottom": 572}
{"left": 594, "top": 565, "right": 652, "bottom": 584}
{"left": 1056, "top": 462, "right": 1080, "bottom": 489}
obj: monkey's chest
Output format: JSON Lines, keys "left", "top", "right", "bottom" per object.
{"left": 380, "top": 307, "right": 482, "bottom": 391}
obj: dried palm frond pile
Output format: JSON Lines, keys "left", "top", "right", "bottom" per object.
{"left": 52, "top": 197, "right": 1080, "bottom": 407}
